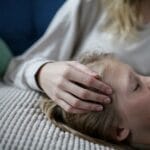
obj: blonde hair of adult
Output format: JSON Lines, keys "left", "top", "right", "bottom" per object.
{"left": 102, "top": 0, "right": 142, "bottom": 39}
{"left": 40, "top": 53, "right": 134, "bottom": 150}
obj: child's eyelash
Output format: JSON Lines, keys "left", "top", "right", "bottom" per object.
{"left": 134, "top": 83, "right": 140, "bottom": 91}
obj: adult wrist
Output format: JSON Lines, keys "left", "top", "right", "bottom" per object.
{"left": 35, "top": 61, "right": 54, "bottom": 91}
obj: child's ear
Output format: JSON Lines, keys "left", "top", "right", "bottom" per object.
{"left": 111, "top": 126, "right": 130, "bottom": 142}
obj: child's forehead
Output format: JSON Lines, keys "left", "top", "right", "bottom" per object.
{"left": 91, "top": 58, "right": 129, "bottom": 83}
{"left": 86, "top": 56, "right": 132, "bottom": 80}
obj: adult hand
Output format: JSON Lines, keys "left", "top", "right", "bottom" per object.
{"left": 37, "top": 61, "right": 112, "bottom": 113}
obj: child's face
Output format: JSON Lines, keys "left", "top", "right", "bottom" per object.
{"left": 104, "top": 59, "right": 150, "bottom": 144}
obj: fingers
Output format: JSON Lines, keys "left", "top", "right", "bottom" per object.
{"left": 56, "top": 89, "right": 103, "bottom": 111}
{"left": 68, "top": 61, "right": 98, "bottom": 76}
{"left": 65, "top": 65, "right": 112, "bottom": 95}
{"left": 55, "top": 98, "right": 90, "bottom": 114}
{"left": 40, "top": 61, "right": 113, "bottom": 114}
{"left": 62, "top": 80, "right": 111, "bottom": 104}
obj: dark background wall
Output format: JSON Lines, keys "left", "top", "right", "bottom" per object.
{"left": 0, "top": 0, "right": 65, "bottom": 56}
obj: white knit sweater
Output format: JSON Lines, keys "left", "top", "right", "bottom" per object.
{"left": 4, "top": 0, "right": 150, "bottom": 91}
{"left": 0, "top": 82, "right": 116, "bottom": 150}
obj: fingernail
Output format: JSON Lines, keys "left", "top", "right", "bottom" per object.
{"left": 96, "top": 106, "right": 103, "bottom": 111}
{"left": 104, "top": 98, "right": 111, "bottom": 103}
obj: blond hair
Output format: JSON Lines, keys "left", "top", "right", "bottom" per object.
{"left": 40, "top": 53, "right": 134, "bottom": 150}
{"left": 102, "top": 0, "right": 142, "bottom": 39}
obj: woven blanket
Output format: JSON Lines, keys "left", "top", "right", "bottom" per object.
{"left": 0, "top": 83, "right": 115, "bottom": 150}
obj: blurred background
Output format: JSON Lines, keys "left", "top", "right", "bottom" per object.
{"left": 0, "top": 0, "right": 65, "bottom": 56}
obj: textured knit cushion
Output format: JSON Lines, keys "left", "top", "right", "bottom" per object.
{"left": 0, "top": 83, "right": 115, "bottom": 150}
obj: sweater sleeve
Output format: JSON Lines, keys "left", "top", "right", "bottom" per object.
{"left": 4, "top": 0, "right": 98, "bottom": 90}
